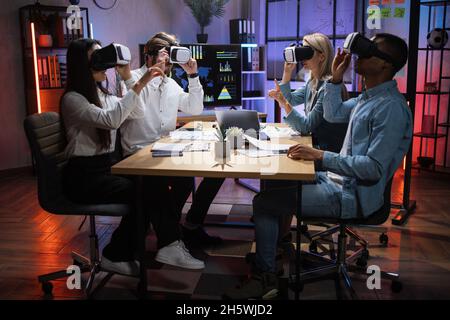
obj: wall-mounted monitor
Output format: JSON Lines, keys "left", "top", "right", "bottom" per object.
{"left": 171, "top": 44, "right": 242, "bottom": 108}
{"left": 139, "top": 44, "right": 242, "bottom": 107}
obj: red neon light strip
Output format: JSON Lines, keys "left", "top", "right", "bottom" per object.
{"left": 31, "top": 22, "right": 41, "bottom": 113}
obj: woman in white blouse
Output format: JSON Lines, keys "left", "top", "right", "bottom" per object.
{"left": 60, "top": 38, "right": 164, "bottom": 275}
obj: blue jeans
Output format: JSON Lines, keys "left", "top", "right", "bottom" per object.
{"left": 253, "top": 172, "right": 342, "bottom": 273}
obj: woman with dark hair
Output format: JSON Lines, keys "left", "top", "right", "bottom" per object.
{"left": 61, "top": 38, "right": 164, "bottom": 275}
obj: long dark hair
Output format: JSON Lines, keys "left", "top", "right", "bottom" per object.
{"left": 62, "top": 38, "right": 111, "bottom": 150}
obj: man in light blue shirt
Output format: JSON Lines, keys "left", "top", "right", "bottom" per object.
{"left": 224, "top": 33, "right": 412, "bottom": 300}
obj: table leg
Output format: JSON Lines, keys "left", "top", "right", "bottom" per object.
{"left": 295, "top": 181, "right": 302, "bottom": 300}
{"left": 136, "top": 176, "right": 147, "bottom": 298}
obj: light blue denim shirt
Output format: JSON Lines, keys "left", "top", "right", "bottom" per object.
{"left": 279, "top": 80, "right": 348, "bottom": 153}
{"left": 322, "top": 80, "right": 412, "bottom": 218}
{"left": 279, "top": 80, "right": 324, "bottom": 135}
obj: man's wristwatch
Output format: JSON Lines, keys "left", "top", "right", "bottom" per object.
{"left": 188, "top": 73, "right": 199, "bottom": 78}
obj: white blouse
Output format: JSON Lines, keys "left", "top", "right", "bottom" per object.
{"left": 61, "top": 88, "right": 144, "bottom": 158}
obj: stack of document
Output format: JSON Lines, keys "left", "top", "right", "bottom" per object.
{"left": 151, "top": 142, "right": 211, "bottom": 156}
{"left": 151, "top": 142, "right": 190, "bottom": 156}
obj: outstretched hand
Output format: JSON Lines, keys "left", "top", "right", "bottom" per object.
{"left": 331, "top": 48, "right": 351, "bottom": 83}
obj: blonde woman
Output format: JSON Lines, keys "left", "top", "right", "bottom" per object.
{"left": 269, "top": 33, "right": 348, "bottom": 153}
{"left": 267, "top": 33, "right": 349, "bottom": 260}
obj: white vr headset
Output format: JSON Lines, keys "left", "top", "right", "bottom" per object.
{"left": 169, "top": 46, "right": 191, "bottom": 64}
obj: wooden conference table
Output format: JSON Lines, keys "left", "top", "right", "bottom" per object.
{"left": 112, "top": 122, "right": 315, "bottom": 299}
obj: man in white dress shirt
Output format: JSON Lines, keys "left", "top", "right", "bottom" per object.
{"left": 119, "top": 32, "right": 207, "bottom": 269}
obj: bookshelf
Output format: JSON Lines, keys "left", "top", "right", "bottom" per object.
{"left": 412, "top": 0, "right": 450, "bottom": 172}
{"left": 241, "top": 44, "right": 267, "bottom": 114}
{"left": 19, "top": 4, "right": 91, "bottom": 115}
{"left": 229, "top": 19, "right": 267, "bottom": 113}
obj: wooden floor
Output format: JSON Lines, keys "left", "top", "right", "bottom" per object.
{"left": 0, "top": 169, "right": 449, "bottom": 300}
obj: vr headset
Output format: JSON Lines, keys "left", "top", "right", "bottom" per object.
{"left": 169, "top": 46, "right": 191, "bottom": 64}
{"left": 91, "top": 43, "right": 131, "bottom": 71}
{"left": 283, "top": 44, "right": 314, "bottom": 64}
{"left": 343, "top": 32, "right": 402, "bottom": 70}
{"left": 146, "top": 45, "right": 191, "bottom": 64}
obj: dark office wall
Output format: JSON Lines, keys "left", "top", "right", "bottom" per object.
{"left": 0, "top": 0, "right": 262, "bottom": 171}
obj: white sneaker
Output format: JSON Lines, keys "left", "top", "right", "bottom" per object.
{"left": 155, "top": 240, "right": 205, "bottom": 270}
{"left": 101, "top": 255, "right": 140, "bottom": 277}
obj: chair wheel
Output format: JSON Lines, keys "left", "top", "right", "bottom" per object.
{"left": 245, "top": 252, "right": 255, "bottom": 264}
{"left": 309, "top": 241, "right": 318, "bottom": 254}
{"left": 289, "top": 279, "right": 304, "bottom": 293}
{"left": 379, "top": 233, "right": 389, "bottom": 247}
{"left": 300, "top": 224, "right": 308, "bottom": 233}
{"left": 356, "top": 257, "right": 367, "bottom": 267}
{"left": 391, "top": 280, "right": 402, "bottom": 293}
{"left": 361, "top": 249, "right": 370, "bottom": 260}
{"left": 356, "top": 249, "right": 369, "bottom": 267}
{"left": 41, "top": 281, "right": 53, "bottom": 295}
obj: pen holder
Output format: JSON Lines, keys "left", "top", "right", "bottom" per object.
{"left": 230, "top": 135, "right": 244, "bottom": 150}
{"left": 214, "top": 141, "right": 231, "bottom": 161}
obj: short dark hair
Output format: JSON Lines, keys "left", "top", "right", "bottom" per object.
{"left": 374, "top": 33, "right": 408, "bottom": 75}
{"left": 144, "top": 32, "right": 178, "bottom": 59}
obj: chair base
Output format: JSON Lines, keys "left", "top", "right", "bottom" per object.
{"left": 289, "top": 224, "right": 401, "bottom": 299}
{"left": 37, "top": 216, "right": 114, "bottom": 299}
{"left": 289, "top": 253, "right": 401, "bottom": 299}
{"left": 37, "top": 251, "right": 114, "bottom": 299}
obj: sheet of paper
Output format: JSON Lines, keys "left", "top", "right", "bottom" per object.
{"left": 244, "top": 134, "right": 292, "bottom": 152}
{"left": 151, "top": 142, "right": 190, "bottom": 152}
{"left": 169, "top": 130, "right": 218, "bottom": 141}
{"left": 261, "top": 125, "right": 299, "bottom": 138}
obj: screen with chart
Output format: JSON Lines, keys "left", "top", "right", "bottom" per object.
{"left": 171, "top": 44, "right": 242, "bottom": 107}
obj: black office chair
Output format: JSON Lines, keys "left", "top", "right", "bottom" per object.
{"left": 24, "top": 112, "right": 131, "bottom": 298}
{"left": 291, "top": 178, "right": 402, "bottom": 299}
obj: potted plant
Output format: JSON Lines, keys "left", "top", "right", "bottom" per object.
{"left": 183, "top": 0, "right": 230, "bottom": 43}
{"left": 213, "top": 124, "right": 231, "bottom": 161}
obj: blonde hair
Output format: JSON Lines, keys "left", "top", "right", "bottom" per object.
{"left": 303, "top": 33, "right": 334, "bottom": 90}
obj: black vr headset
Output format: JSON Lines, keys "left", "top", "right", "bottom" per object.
{"left": 90, "top": 43, "right": 131, "bottom": 71}
{"left": 343, "top": 32, "right": 402, "bottom": 70}
{"left": 283, "top": 44, "right": 314, "bottom": 63}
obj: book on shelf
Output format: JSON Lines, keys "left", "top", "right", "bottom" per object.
{"left": 242, "top": 46, "right": 261, "bottom": 71}
{"left": 48, "top": 56, "right": 55, "bottom": 87}
{"left": 230, "top": 19, "right": 256, "bottom": 44}
{"left": 55, "top": 57, "right": 61, "bottom": 87}
{"left": 251, "top": 47, "right": 260, "bottom": 71}
{"left": 42, "top": 57, "right": 49, "bottom": 88}
{"left": 37, "top": 57, "right": 43, "bottom": 88}
{"left": 62, "top": 17, "right": 68, "bottom": 44}
{"left": 36, "top": 55, "right": 62, "bottom": 89}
